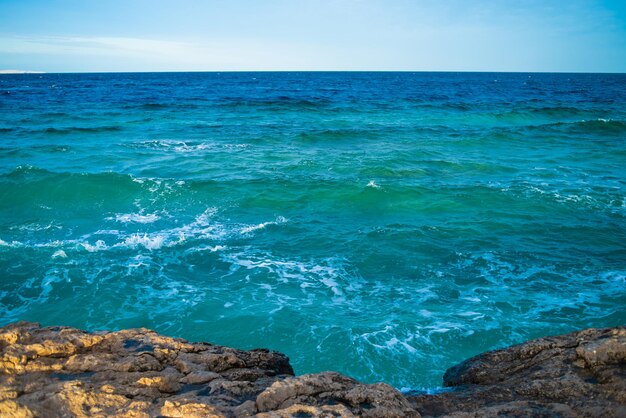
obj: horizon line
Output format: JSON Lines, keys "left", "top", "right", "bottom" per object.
{"left": 2, "top": 70, "right": 626, "bottom": 75}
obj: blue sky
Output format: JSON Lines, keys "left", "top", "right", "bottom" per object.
{"left": 0, "top": 0, "right": 625, "bottom": 72}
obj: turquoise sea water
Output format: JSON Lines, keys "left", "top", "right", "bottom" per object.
{"left": 1, "top": 72, "right": 625, "bottom": 389}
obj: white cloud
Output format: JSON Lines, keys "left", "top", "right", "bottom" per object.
{"left": 1, "top": 35, "right": 220, "bottom": 62}
{"left": 0, "top": 35, "right": 339, "bottom": 71}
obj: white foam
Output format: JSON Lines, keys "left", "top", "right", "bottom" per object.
{"left": 192, "top": 245, "right": 225, "bottom": 253}
{"left": 173, "top": 142, "right": 212, "bottom": 153}
{"left": 194, "top": 207, "right": 218, "bottom": 225}
{"left": 457, "top": 311, "right": 485, "bottom": 320}
{"left": 121, "top": 234, "right": 166, "bottom": 250}
{"left": 356, "top": 326, "right": 420, "bottom": 356}
{"left": 34, "top": 240, "right": 71, "bottom": 248}
{"left": 11, "top": 223, "right": 62, "bottom": 232}
{"left": 221, "top": 251, "right": 360, "bottom": 307}
{"left": 224, "top": 143, "right": 249, "bottom": 150}
{"left": 82, "top": 240, "right": 108, "bottom": 252}
{"left": 399, "top": 340, "right": 417, "bottom": 353}
{"left": 93, "top": 229, "right": 120, "bottom": 236}
{"left": 125, "top": 254, "right": 152, "bottom": 271}
{"left": 367, "top": 180, "right": 381, "bottom": 189}
{"left": 170, "top": 232, "right": 186, "bottom": 246}
{"left": 139, "top": 139, "right": 250, "bottom": 153}
{"left": 0, "top": 239, "right": 20, "bottom": 247}
{"left": 240, "top": 216, "right": 288, "bottom": 234}
{"left": 110, "top": 213, "right": 160, "bottom": 224}
{"left": 52, "top": 250, "right": 67, "bottom": 258}
{"left": 240, "top": 223, "right": 270, "bottom": 234}
{"left": 85, "top": 207, "right": 227, "bottom": 253}
{"left": 320, "top": 276, "right": 343, "bottom": 296}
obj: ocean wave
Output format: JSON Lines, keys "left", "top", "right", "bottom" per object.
{"left": 51, "top": 250, "right": 67, "bottom": 258}
{"left": 109, "top": 212, "right": 161, "bottom": 224}
{"left": 43, "top": 208, "right": 285, "bottom": 253}
{"left": 126, "top": 140, "right": 250, "bottom": 153}
{"left": 217, "top": 96, "right": 333, "bottom": 110}
{"left": 0, "top": 167, "right": 190, "bottom": 209}
{"left": 0, "top": 144, "right": 71, "bottom": 153}
{"left": 0, "top": 238, "right": 22, "bottom": 247}
{"left": 121, "top": 234, "right": 167, "bottom": 250}
{"left": 9, "top": 222, "right": 62, "bottom": 232}
{"left": 219, "top": 251, "right": 363, "bottom": 304}
{"left": 132, "top": 103, "right": 168, "bottom": 110}
{"left": 505, "top": 181, "right": 626, "bottom": 215}
{"left": 240, "top": 216, "right": 288, "bottom": 234}
{"left": 366, "top": 180, "right": 381, "bottom": 189}
{"left": 186, "top": 244, "right": 225, "bottom": 253}
{"left": 3, "top": 72, "right": 625, "bottom": 391}
{"left": 356, "top": 325, "right": 421, "bottom": 355}
{"left": 524, "top": 118, "right": 626, "bottom": 134}
{"left": 296, "top": 127, "right": 387, "bottom": 141}
{"left": 40, "top": 125, "right": 123, "bottom": 134}
{"left": 2, "top": 229, "right": 624, "bottom": 389}
{"left": 494, "top": 106, "right": 591, "bottom": 121}
{"left": 121, "top": 102, "right": 203, "bottom": 110}
{"left": 82, "top": 240, "right": 108, "bottom": 252}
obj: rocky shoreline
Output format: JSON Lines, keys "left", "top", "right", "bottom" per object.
{"left": 0, "top": 322, "right": 624, "bottom": 417}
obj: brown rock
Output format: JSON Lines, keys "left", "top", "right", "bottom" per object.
{"left": 136, "top": 374, "right": 181, "bottom": 393}
{"left": 255, "top": 372, "right": 419, "bottom": 417}
{"left": 160, "top": 399, "right": 224, "bottom": 417}
{"left": 409, "top": 327, "right": 626, "bottom": 417}
{"left": 0, "top": 322, "right": 624, "bottom": 417}
{"left": 181, "top": 370, "right": 221, "bottom": 384}
{"left": 256, "top": 403, "right": 356, "bottom": 417}
{"left": 0, "top": 322, "right": 295, "bottom": 416}
{"left": 0, "top": 400, "right": 35, "bottom": 418}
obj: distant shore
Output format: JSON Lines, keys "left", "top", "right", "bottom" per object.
{"left": 0, "top": 70, "right": 45, "bottom": 74}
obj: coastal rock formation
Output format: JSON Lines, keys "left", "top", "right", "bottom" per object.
{"left": 409, "top": 326, "right": 626, "bottom": 417}
{"left": 0, "top": 322, "right": 416, "bottom": 417}
{"left": 0, "top": 322, "right": 624, "bottom": 417}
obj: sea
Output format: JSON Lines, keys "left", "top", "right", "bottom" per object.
{"left": 0, "top": 72, "right": 625, "bottom": 390}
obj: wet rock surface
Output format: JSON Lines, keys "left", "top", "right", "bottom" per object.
{"left": 0, "top": 322, "right": 624, "bottom": 417}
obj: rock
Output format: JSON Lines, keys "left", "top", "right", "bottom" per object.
{"left": 409, "top": 327, "right": 626, "bottom": 417}
{"left": 255, "top": 372, "right": 418, "bottom": 417}
{"left": 136, "top": 371, "right": 182, "bottom": 393}
{"left": 0, "top": 400, "right": 35, "bottom": 418}
{"left": 0, "top": 322, "right": 415, "bottom": 417}
{"left": 160, "top": 400, "right": 223, "bottom": 418}
{"left": 0, "top": 322, "right": 624, "bottom": 417}
{"left": 181, "top": 370, "right": 221, "bottom": 384}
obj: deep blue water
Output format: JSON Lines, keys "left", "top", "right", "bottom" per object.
{"left": 0, "top": 72, "right": 625, "bottom": 389}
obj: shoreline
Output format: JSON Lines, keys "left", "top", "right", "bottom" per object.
{"left": 0, "top": 322, "right": 624, "bottom": 417}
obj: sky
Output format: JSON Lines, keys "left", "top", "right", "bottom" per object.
{"left": 0, "top": 0, "right": 625, "bottom": 72}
